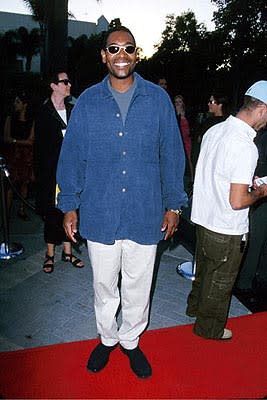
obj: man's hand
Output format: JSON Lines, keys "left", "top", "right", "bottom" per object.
{"left": 256, "top": 182, "right": 267, "bottom": 197}
{"left": 161, "top": 210, "right": 180, "bottom": 240}
{"left": 63, "top": 210, "right": 78, "bottom": 242}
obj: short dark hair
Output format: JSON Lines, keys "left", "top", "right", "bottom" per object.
{"left": 102, "top": 26, "right": 136, "bottom": 50}
{"left": 210, "top": 92, "right": 230, "bottom": 115}
{"left": 242, "top": 95, "right": 266, "bottom": 111}
{"left": 47, "top": 70, "right": 68, "bottom": 85}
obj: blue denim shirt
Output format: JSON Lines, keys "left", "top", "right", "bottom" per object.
{"left": 57, "top": 73, "right": 187, "bottom": 244}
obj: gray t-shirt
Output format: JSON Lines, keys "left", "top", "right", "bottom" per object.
{"left": 108, "top": 78, "right": 136, "bottom": 125}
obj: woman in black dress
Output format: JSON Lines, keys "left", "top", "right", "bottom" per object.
{"left": 34, "top": 71, "right": 84, "bottom": 273}
{"left": 4, "top": 92, "right": 34, "bottom": 220}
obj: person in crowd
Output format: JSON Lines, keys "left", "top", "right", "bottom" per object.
{"left": 56, "top": 26, "right": 187, "bottom": 378}
{"left": 34, "top": 71, "right": 84, "bottom": 274}
{"left": 174, "top": 94, "right": 194, "bottom": 181}
{"left": 235, "top": 127, "right": 267, "bottom": 301}
{"left": 197, "top": 92, "right": 229, "bottom": 144}
{"left": 186, "top": 80, "right": 267, "bottom": 340}
{"left": 3, "top": 91, "right": 34, "bottom": 220}
{"left": 192, "top": 92, "right": 230, "bottom": 171}
{"left": 157, "top": 76, "right": 168, "bottom": 91}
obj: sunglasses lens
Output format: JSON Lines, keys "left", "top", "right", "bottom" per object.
{"left": 57, "top": 79, "right": 70, "bottom": 85}
{"left": 125, "top": 46, "right": 136, "bottom": 54}
{"left": 108, "top": 46, "right": 120, "bottom": 54}
{"left": 106, "top": 45, "right": 136, "bottom": 55}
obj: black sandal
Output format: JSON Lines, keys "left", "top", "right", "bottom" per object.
{"left": 61, "top": 251, "right": 84, "bottom": 268}
{"left": 43, "top": 253, "right": 54, "bottom": 273}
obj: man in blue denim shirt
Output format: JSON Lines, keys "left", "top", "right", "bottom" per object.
{"left": 57, "top": 26, "right": 187, "bottom": 379}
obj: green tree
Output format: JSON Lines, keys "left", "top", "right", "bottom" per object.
{"left": 0, "top": 26, "right": 40, "bottom": 72}
{"left": 23, "top": 0, "right": 68, "bottom": 75}
{"left": 139, "top": 11, "right": 213, "bottom": 106}
{"left": 211, "top": 0, "right": 267, "bottom": 106}
{"left": 68, "top": 32, "right": 106, "bottom": 95}
{"left": 0, "top": 30, "right": 19, "bottom": 68}
{"left": 22, "top": 0, "right": 101, "bottom": 76}
{"left": 17, "top": 26, "right": 40, "bottom": 72}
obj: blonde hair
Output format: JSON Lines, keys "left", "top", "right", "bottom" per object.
{"left": 174, "top": 95, "right": 185, "bottom": 116}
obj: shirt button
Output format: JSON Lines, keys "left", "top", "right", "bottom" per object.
{"left": 122, "top": 151, "right": 127, "bottom": 156}
{"left": 122, "top": 170, "right": 126, "bottom": 175}
{"left": 122, "top": 188, "right": 126, "bottom": 192}
{"left": 118, "top": 132, "right": 123, "bottom": 137}
{"left": 116, "top": 113, "right": 120, "bottom": 118}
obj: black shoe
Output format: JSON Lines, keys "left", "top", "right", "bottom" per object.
{"left": 87, "top": 342, "right": 117, "bottom": 373}
{"left": 120, "top": 345, "right": 152, "bottom": 379}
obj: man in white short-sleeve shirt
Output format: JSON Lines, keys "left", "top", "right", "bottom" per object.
{"left": 187, "top": 81, "right": 267, "bottom": 340}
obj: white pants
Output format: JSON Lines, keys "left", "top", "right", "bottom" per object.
{"left": 87, "top": 239, "right": 157, "bottom": 349}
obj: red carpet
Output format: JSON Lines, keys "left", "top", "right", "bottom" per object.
{"left": 0, "top": 312, "right": 266, "bottom": 399}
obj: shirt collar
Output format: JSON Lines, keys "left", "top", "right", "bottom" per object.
{"left": 229, "top": 115, "right": 257, "bottom": 141}
{"left": 101, "top": 72, "right": 147, "bottom": 98}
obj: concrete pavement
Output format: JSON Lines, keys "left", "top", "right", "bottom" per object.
{"left": 0, "top": 199, "right": 249, "bottom": 352}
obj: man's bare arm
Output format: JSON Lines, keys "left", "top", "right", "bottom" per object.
{"left": 229, "top": 182, "right": 267, "bottom": 210}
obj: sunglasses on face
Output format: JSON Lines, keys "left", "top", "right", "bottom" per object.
{"left": 105, "top": 45, "right": 136, "bottom": 55}
{"left": 56, "top": 79, "right": 71, "bottom": 86}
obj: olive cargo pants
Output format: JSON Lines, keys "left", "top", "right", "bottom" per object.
{"left": 187, "top": 225, "right": 245, "bottom": 339}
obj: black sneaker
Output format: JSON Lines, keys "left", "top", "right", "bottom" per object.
{"left": 120, "top": 345, "right": 152, "bottom": 378}
{"left": 87, "top": 342, "right": 117, "bottom": 373}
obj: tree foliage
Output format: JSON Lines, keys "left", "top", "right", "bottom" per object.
{"left": 22, "top": 0, "right": 68, "bottom": 75}
{"left": 138, "top": 1, "right": 267, "bottom": 112}
{"left": 137, "top": 11, "right": 215, "bottom": 109}
{"left": 67, "top": 32, "right": 106, "bottom": 95}
{"left": 2, "top": 0, "right": 267, "bottom": 115}
{"left": 0, "top": 26, "right": 40, "bottom": 72}
{"left": 17, "top": 27, "right": 40, "bottom": 71}
{"left": 210, "top": 0, "right": 267, "bottom": 103}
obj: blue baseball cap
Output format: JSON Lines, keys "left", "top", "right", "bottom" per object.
{"left": 245, "top": 80, "right": 267, "bottom": 104}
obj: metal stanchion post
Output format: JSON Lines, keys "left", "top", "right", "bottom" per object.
{"left": 0, "top": 157, "right": 24, "bottom": 260}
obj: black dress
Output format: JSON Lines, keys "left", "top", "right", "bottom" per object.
{"left": 34, "top": 98, "right": 73, "bottom": 245}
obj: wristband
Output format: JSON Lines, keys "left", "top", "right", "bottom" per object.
{"left": 168, "top": 208, "right": 182, "bottom": 216}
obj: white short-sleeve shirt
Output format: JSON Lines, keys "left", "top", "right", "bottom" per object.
{"left": 191, "top": 115, "right": 258, "bottom": 235}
